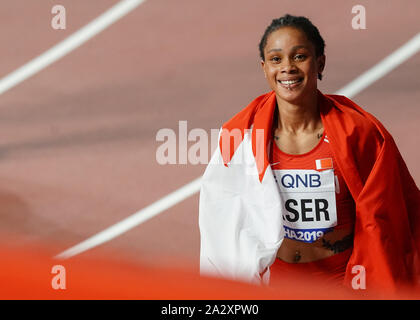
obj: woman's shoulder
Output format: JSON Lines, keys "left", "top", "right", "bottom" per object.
{"left": 323, "top": 93, "right": 388, "bottom": 142}
{"left": 221, "top": 91, "right": 274, "bottom": 131}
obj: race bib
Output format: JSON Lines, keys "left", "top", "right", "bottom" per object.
{"left": 273, "top": 169, "right": 337, "bottom": 243}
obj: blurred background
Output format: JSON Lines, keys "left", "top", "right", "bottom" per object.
{"left": 0, "top": 0, "right": 419, "bottom": 293}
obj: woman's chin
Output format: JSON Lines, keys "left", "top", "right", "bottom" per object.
{"left": 275, "top": 89, "right": 305, "bottom": 104}
{"left": 274, "top": 84, "right": 316, "bottom": 105}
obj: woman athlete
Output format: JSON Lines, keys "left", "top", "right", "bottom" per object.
{"left": 199, "top": 14, "right": 420, "bottom": 293}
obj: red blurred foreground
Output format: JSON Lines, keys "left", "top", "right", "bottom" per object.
{"left": 0, "top": 241, "right": 418, "bottom": 300}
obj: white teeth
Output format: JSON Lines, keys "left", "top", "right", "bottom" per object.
{"left": 280, "top": 79, "right": 300, "bottom": 85}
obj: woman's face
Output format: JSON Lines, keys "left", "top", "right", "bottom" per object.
{"left": 261, "top": 27, "right": 325, "bottom": 105}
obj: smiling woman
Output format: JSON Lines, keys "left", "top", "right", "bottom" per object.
{"left": 198, "top": 14, "right": 420, "bottom": 294}
{"left": 260, "top": 23, "right": 325, "bottom": 104}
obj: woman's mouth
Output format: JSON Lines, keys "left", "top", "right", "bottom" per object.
{"left": 277, "top": 78, "right": 304, "bottom": 90}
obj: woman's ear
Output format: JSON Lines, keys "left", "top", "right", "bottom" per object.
{"left": 260, "top": 60, "right": 267, "bottom": 79}
{"left": 317, "top": 55, "right": 326, "bottom": 80}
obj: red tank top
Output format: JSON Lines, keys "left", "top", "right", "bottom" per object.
{"left": 269, "top": 131, "right": 355, "bottom": 243}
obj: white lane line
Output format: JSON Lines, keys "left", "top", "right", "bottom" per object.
{"left": 336, "top": 32, "right": 420, "bottom": 97}
{"left": 54, "top": 32, "right": 420, "bottom": 260}
{"left": 0, "top": 0, "right": 146, "bottom": 95}
{"left": 55, "top": 178, "right": 202, "bottom": 260}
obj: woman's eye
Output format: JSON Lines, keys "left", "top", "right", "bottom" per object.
{"left": 270, "top": 57, "right": 281, "bottom": 63}
{"left": 294, "top": 54, "right": 306, "bottom": 61}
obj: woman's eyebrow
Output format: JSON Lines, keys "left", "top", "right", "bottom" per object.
{"left": 292, "top": 45, "right": 308, "bottom": 50}
{"left": 267, "top": 45, "right": 308, "bottom": 54}
{"left": 267, "top": 48, "right": 282, "bottom": 54}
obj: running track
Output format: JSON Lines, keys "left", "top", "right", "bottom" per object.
{"left": 0, "top": 0, "right": 419, "bottom": 272}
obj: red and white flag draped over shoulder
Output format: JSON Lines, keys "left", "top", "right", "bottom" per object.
{"left": 199, "top": 90, "right": 420, "bottom": 292}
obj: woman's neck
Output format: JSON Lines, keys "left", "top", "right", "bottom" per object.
{"left": 275, "top": 93, "right": 322, "bottom": 134}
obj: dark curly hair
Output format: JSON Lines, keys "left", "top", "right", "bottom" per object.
{"left": 259, "top": 14, "right": 326, "bottom": 79}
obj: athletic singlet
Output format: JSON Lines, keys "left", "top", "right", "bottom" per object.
{"left": 269, "top": 131, "right": 355, "bottom": 243}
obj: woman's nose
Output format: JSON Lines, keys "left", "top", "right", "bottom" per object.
{"left": 281, "top": 58, "right": 298, "bottom": 73}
